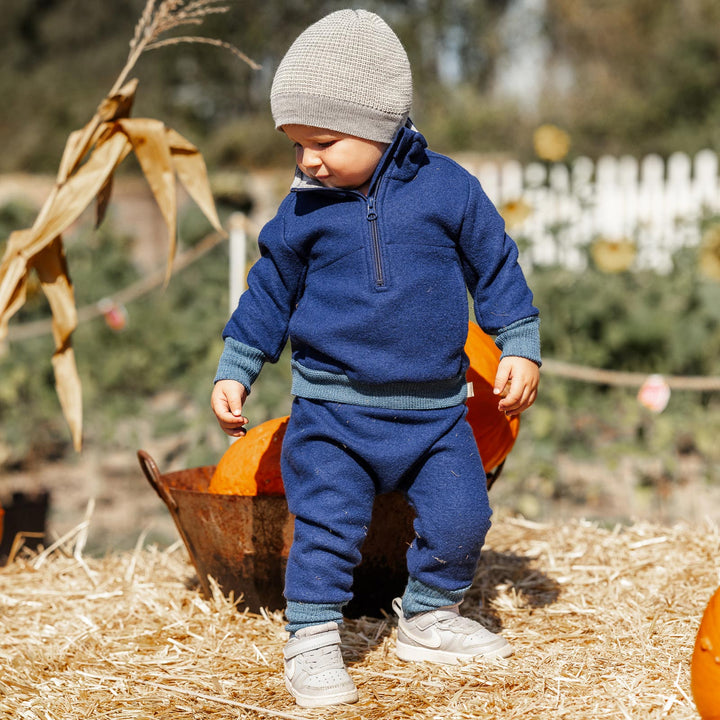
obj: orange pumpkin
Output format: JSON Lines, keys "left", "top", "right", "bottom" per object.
{"left": 465, "top": 322, "right": 520, "bottom": 473}
{"left": 692, "top": 586, "right": 720, "bottom": 719}
{"left": 208, "top": 416, "right": 288, "bottom": 495}
{"left": 209, "top": 322, "right": 518, "bottom": 495}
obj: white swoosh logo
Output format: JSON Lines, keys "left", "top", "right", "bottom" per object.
{"left": 401, "top": 622, "right": 443, "bottom": 649}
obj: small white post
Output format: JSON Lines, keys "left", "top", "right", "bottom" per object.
{"left": 228, "top": 212, "right": 247, "bottom": 313}
{"left": 227, "top": 212, "right": 248, "bottom": 445}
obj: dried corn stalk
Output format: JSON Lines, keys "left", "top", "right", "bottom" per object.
{"left": 0, "top": 0, "right": 258, "bottom": 451}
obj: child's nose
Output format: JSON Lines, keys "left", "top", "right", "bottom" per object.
{"left": 299, "top": 147, "right": 322, "bottom": 169}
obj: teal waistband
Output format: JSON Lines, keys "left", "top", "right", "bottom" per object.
{"left": 290, "top": 360, "right": 468, "bottom": 410}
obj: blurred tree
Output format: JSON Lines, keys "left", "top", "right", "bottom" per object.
{"left": 544, "top": 0, "right": 720, "bottom": 157}
{"left": 382, "top": 0, "right": 512, "bottom": 88}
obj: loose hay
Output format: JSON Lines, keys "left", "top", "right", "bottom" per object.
{"left": 1, "top": 515, "right": 718, "bottom": 719}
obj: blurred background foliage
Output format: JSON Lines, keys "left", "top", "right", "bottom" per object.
{"left": 1, "top": 0, "right": 720, "bottom": 173}
{"left": 2, "top": 0, "right": 720, "bottom": 525}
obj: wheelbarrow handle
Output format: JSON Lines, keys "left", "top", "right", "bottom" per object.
{"left": 137, "top": 450, "right": 178, "bottom": 512}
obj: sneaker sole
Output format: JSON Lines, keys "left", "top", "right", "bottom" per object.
{"left": 396, "top": 638, "right": 513, "bottom": 665}
{"left": 284, "top": 678, "right": 359, "bottom": 708}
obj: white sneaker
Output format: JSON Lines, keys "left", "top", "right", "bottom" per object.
{"left": 283, "top": 622, "right": 359, "bottom": 708}
{"left": 393, "top": 597, "right": 513, "bottom": 664}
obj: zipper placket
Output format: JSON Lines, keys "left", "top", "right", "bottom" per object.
{"left": 366, "top": 194, "right": 384, "bottom": 287}
{"left": 294, "top": 176, "right": 387, "bottom": 288}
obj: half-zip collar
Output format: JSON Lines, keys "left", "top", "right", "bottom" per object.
{"left": 289, "top": 122, "right": 416, "bottom": 195}
{"left": 288, "top": 125, "right": 421, "bottom": 290}
{"left": 290, "top": 168, "right": 389, "bottom": 288}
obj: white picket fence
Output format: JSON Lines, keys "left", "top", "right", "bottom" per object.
{"left": 460, "top": 149, "right": 720, "bottom": 271}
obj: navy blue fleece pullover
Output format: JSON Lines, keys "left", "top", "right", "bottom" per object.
{"left": 216, "top": 125, "right": 540, "bottom": 409}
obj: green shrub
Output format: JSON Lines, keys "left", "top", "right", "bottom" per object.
{"left": 533, "top": 247, "right": 720, "bottom": 377}
{"left": 494, "top": 242, "right": 720, "bottom": 520}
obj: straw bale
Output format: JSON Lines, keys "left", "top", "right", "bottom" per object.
{"left": 1, "top": 514, "right": 717, "bottom": 719}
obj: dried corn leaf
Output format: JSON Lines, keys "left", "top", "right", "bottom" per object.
{"left": 98, "top": 78, "right": 138, "bottom": 122}
{"left": 118, "top": 118, "right": 177, "bottom": 278}
{"left": 34, "top": 237, "right": 82, "bottom": 450}
{"left": 0, "top": 117, "right": 225, "bottom": 447}
{"left": 51, "top": 346, "right": 83, "bottom": 451}
{"left": 95, "top": 81, "right": 139, "bottom": 227}
{"left": 56, "top": 80, "right": 139, "bottom": 185}
{"left": 0, "top": 244, "right": 30, "bottom": 340}
{"left": 167, "top": 127, "right": 224, "bottom": 235}
{"left": 34, "top": 236, "right": 77, "bottom": 350}
{"left": 30, "top": 130, "right": 132, "bottom": 254}
{"left": 0, "top": 232, "right": 33, "bottom": 329}
{"left": 96, "top": 174, "right": 114, "bottom": 228}
{"left": 56, "top": 128, "right": 92, "bottom": 187}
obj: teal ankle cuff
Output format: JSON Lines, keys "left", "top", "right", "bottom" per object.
{"left": 402, "top": 577, "right": 470, "bottom": 617}
{"left": 285, "top": 601, "right": 345, "bottom": 634}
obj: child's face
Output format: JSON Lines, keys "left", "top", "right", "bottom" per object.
{"left": 282, "top": 125, "right": 388, "bottom": 195}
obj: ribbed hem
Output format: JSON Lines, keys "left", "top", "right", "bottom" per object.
{"left": 401, "top": 577, "right": 471, "bottom": 617}
{"left": 495, "top": 316, "right": 541, "bottom": 366}
{"left": 213, "top": 337, "right": 266, "bottom": 390}
{"left": 291, "top": 360, "right": 468, "bottom": 410}
{"left": 285, "top": 601, "right": 345, "bottom": 634}
{"left": 272, "top": 93, "right": 406, "bottom": 144}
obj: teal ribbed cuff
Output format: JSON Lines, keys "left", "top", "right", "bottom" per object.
{"left": 494, "top": 316, "right": 541, "bottom": 366}
{"left": 401, "top": 577, "right": 471, "bottom": 617}
{"left": 214, "top": 337, "right": 267, "bottom": 391}
{"left": 285, "top": 601, "right": 345, "bottom": 634}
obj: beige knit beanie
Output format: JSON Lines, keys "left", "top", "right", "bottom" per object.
{"left": 270, "top": 9, "right": 413, "bottom": 143}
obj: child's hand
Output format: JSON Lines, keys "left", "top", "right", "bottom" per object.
{"left": 211, "top": 380, "right": 249, "bottom": 436}
{"left": 493, "top": 356, "right": 539, "bottom": 416}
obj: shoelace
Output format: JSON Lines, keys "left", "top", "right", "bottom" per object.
{"left": 300, "top": 643, "right": 344, "bottom": 673}
{"left": 434, "top": 613, "right": 487, "bottom": 635}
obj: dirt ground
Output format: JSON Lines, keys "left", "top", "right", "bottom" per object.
{"left": 0, "top": 446, "right": 180, "bottom": 558}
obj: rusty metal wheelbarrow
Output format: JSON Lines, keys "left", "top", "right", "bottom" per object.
{"left": 137, "top": 450, "right": 415, "bottom": 617}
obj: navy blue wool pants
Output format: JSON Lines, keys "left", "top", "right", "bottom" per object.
{"left": 280, "top": 397, "right": 492, "bottom": 626}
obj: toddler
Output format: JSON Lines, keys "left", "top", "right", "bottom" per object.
{"left": 212, "top": 9, "right": 540, "bottom": 708}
